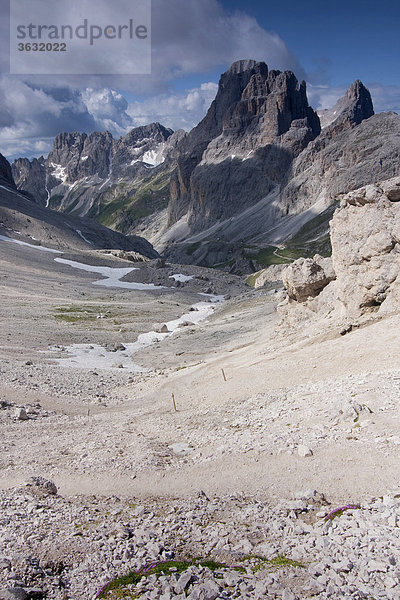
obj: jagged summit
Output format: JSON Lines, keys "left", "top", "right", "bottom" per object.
{"left": 318, "top": 79, "right": 374, "bottom": 130}
{"left": 168, "top": 61, "right": 321, "bottom": 230}
{"left": 342, "top": 79, "right": 374, "bottom": 125}
{"left": 11, "top": 122, "right": 177, "bottom": 210}
{"left": 226, "top": 59, "right": 258, "bottom": 75}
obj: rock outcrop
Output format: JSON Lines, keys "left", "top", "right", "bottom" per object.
{"left": 318, "top": 80, "right": 374, "bottom": 131}
{"left": 0, "top": 153, "right": 15, "bottom": 189}
{"left": 168, "top": 60, "right": 321, "bottom": 231}
{"left": 12, "top": 157, "right": 46, "bottom": 203}
{"left": 281, "top": 255, "right": 335, "bottom": 302}
{"left": 248, "top": 265, "right": 285, "bottom": 288}
{"left": 330, "top": 178, "right": 400, "bottom": 317}
{"left": 279, "top": 177, "right": 400, "bottom": 328}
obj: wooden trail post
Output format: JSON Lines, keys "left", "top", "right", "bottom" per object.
{"left": 221, "top": 368, "right": 227, "bottom": 382}
{"left": 172, "top": 393, "right": 177, "bottom": 412}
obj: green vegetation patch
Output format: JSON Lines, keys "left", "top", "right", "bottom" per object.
{"left": 96, "top": 169, "right": 173, "bottom": 232}
{"left": 242, "top": 554, "right": 305, "bottom": 572}
{"left": 246, "top": 271, "right": 262, "bottom": 287}
{"left": 266, "top": 555, "right": 305, "bottom": 569}
{"left": 97, "top": 559, "right": 237, "bottom": 598}
{"left": 244, "top": 205, "right": 337, "bottom": 268}
{"left": 97, "top": 554, "right": 305, "bottom": 598}
{"left": 54, "top": 304, "right": 108, "bottom": 324}
{"left": 243, "top": 245, "right": 292, "bottom": 267}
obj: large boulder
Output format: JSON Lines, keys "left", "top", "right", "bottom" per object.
{"left": 279, "top": 176, "right": 400, "bottom": 328}
{"left": 281, "top": 255, "right": 335, "bottom": 302}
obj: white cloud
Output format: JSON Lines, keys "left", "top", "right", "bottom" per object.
{"left": 149, "top": 0, "right": 305, "bottom": 85}
{"left": 367, "top": 83, "right": 400, "bottom": 114}
{"left": 0, "top": 77, "right": 95, "bottom": 158}
{"left": 126, "top": 82, "right": 218, "bottom": 130}
{"left": 0, "top": 78, "right": 218, "bottom": 159}
{"left": 307, "top": 85, "right": 347, "bottom": 111}
{"left": 80, "top": 88, "right": 133, "bottom": 136}
{"left": 2, "top": 0, "right": 305, "bottom": 94}
{"left": 0, "top": 77, "right": 135, "bottom": 158}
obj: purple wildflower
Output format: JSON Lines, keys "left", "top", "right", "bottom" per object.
{"left": 141, "top": 561, "right": 159, "bottom": 574}
{"left": 96, "top": 580, "right": 111, "bottom": 598}
{"left": 324, "top": 504, "right": 361, "bottom": 521}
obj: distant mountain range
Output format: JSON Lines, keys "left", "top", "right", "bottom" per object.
{"left": 6, "top": 59, "right": 400, "bottom": 272}
{"left": 0, "top": 144, "right": 158, "bottom": 258}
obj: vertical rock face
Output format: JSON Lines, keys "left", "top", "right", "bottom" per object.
{"left": 12, "top": 157, "right": 46, "bottom": 202}
{"left": 168, "top": 60, "right": 321, "bottom": 231}
{"left": 279, "top": 177, "right": 400, "bottom": 328}
{"left": 0, "top": 153, "right": 15, "bottom": 188}
{"left": 47, "top": 130, "right": 113, "bottom": 181}
{"left": 279, "top": 81, "right": 387, "bottom": 219}
{"left": 330, "top": 179, "right": 400, "bottom": 317}
{"left": 168, "top": 60, "right": 259, "bottom": 224}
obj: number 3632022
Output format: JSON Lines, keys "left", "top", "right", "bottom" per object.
{"left": 18, "top": 42, "right": 67, "bottom": 51}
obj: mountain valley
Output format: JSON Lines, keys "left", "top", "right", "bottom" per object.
{"left": 1, "top": 58, "right": 400, "bottom": 600}
{"left": 10, "top": 61, "right": 400, "bottom": 273}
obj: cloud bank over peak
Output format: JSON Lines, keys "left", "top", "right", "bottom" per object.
{"left": 0, "top": 77, "right": 220, "bottom": 159}
{"left": 0, "top": 0, "right": 306, "bottom": 159}
{"left": 150, "top": 0, "right": 305, "bottom": 84}
{"left": 0, "top": 0, "right": 399, "bottom": 160}
{"left": 126, "top": 82, "right": 219, "bottom": 130}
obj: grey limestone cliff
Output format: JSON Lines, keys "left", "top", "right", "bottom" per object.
{"left": 168, "top": 60, "right": 321, "bottom": 232}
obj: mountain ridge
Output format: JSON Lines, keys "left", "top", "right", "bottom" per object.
{"left": 8, "top": 60, "right": 400, "bottom": 272}
{"left": 0, "top": 154, "right": 159, "bottom": 258}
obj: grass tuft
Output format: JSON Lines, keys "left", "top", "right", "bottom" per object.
{"left": 96, "top": 559, "right": 233, "bottom": 598}
{"left": 97, "top": 554, "right": 305, "bottom": 598}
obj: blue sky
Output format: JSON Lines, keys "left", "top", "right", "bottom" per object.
{"left": 221, "top": 0, "right": 399, "bottom": 87}
{"left": 0, "top": 0, "right": 399, "bottom": 159}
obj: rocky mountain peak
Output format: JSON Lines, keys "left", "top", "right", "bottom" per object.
{"left": 226, "top": 59, "right": 258, "bottom": 75}
{"left": 223, "top": 67, "right": 320, "bottom": 142}
{"left": 46, "top": 130, "right": 113, "bottom": 183}
{"left": 345, "top": 79, "right": 375, "bottom": 125}
{"left": 168, "top": 61, "right": 321, "bottom": 230}
{"left": 318, "top": 79, "right": 374, "bottom": 130}
{"left": 12, "top": 156, "right": 46, "bottom": 202}
{"left": 11, "top": 121, "right": 179, "bottom": 219}
{"left": 121, "top": 122, "right": 173, "bottom": 146}
{"left": 48, "top": 131, "right": 87, "bottom": 165}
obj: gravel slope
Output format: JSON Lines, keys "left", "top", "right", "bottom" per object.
{"left": 1, "top": 233, "right": 400, "bottom": 599}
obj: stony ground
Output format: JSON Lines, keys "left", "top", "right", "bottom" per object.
{"left": 1, "top": 234, "right": 400, "bottom": 599}
{"left": 1, "top": 482, "right": 400, "bottom": 600}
